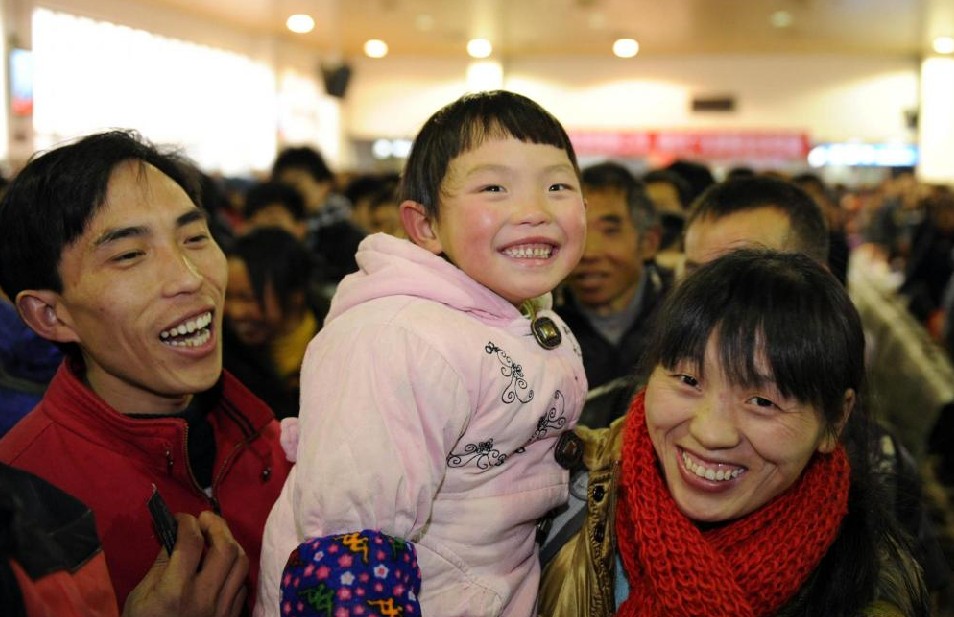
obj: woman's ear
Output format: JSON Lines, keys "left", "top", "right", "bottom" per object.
{"left": 400, "top": 200, "right": 442, "bottom": 255}
{"left": 818, "top": 388, "right": 855, "bottom": 454}
{"left": 15, "top": 290, "right": 81, "bottom": 344}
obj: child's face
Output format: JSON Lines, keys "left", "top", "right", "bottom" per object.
{"left": 429, "top": 137, "right": 585, "bottom": 305}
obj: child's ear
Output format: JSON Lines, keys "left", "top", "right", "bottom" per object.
{"left": 15, "top": 290, "right": 81, "bottom": 344}
{"left": 400, "top": 200, "right": 443, "bottom": 255}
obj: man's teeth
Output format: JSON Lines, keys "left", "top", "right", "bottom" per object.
{"left": 682, "top": 451, "right": 743, "bottom": 481}
{"left": 159, "top": 312, "right": 212, "bottom": 347}
{"left": 504, "top": 244, "right": 553, "bottom": 258}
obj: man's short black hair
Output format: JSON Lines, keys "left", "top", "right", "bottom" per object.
{"left": 686, "top": 176, "right": 829, "bottom": 264}
{"left": 244, "top": 181, "right": 307, "bottom": 222}
{"left": 0, "top": 130, "right": 201, "bottom": 301}
{"left": 271, "top": 146, "right": 333, "bottom": 183}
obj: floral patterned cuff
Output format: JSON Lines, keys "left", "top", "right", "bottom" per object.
{"left": 280, "top": 529, "right": 421, "bottom": 616}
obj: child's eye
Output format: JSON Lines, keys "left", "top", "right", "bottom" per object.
{"left": 549, "top": 183, "right": 574, "bottom": 192}
{"left": 480, "top": 184, "right": 505, "bottom": 193}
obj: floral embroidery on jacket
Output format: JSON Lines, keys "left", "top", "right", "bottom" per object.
{"left": 485, "top": 341, "right": 534, "bottom": 404}
{"left": 447, "top": 438, "right": 508, "bottom": 470}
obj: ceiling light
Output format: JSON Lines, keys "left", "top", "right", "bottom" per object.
{"left": 933, "top": 36, "right": 954, "bottom": 55}
{"left": 770, "top": 11, "right": 793, "bottom": 28}
{"left": 364, "top": 39, "right": 389, "bottom": 58}
{"left": 613, "top": 38, "right": 639, "bottom": 58}
{"left": 467, "top": 38, "right": 493, "bottom": 59}
{"left": 286, "top": 14, "right": 315, "bottom": 34}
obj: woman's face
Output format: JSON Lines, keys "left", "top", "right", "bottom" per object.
{"left": 644, "top": 334, "right": 847, "bottom": 523}
{"left": 224, "top": 257, "right": 284, "bottom": 347}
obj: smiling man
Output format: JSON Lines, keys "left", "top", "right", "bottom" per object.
{"left": 0, "top": 131, "right": 291, "bottom": 612}
{"left": 556, "top": 162, "right": 671, "bottom": 415}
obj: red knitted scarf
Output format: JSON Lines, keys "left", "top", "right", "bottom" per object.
{"left": 615, "top": 391, "right": 850, "bottom": 617}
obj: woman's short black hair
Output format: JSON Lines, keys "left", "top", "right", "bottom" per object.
{"left": 643, "top": 249, "right": 865, "bottom": 428}
{"left": 227, "top": 227, "right": 313, "bottom": 317}
{"left": 398, "top": 89, "right": 579, "bottom": 221}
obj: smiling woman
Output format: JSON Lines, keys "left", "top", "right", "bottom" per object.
{"left": 538, "top": 249, "right": 929, "bottom": 617}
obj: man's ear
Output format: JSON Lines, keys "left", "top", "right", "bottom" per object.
{"left": 818, "top": 388, "right": 855, "bottom": 454}
{"left": 400, "top": 200, "right": 442, "bottom": 255}
{"left": 639, "top": 227, "right": 662, "bottom": 261}
{"left": 15, "top": 290, "right": 81, "bottom": 344}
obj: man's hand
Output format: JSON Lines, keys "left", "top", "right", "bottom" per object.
{"left": 123, "top": 511, "right": 249, "bottom": 617}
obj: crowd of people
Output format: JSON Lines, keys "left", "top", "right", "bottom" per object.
{"left": 1, "top": 89, "right": 953, "bottom": 616}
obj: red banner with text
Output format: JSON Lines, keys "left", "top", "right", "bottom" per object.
{"left": 569, "top": 130, "right": 811, "bottom": 161}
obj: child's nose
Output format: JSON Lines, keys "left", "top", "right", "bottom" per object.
{"left": 514, "top": 192, "right": 552, "bottom": 225}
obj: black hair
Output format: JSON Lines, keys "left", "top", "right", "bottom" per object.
{"left": 643, "top": 249, "right": 864, "bottom": 429}
{"left": 725, "top": 166, "right": 756, "bottom": 180}
{"left": 227, "top": 227, "right": 313, "bottom": 317}
{"left": 581, "top": 161, "right": 636, "bottom": 193}
{"left": 0, "top": 130, "right": 201, "bottom": 301}
{"left": 791, "top": 172, "right": 825, "bottom": 193}
{"left": 642, "top": 168, "right": 693, "bottom": 210}
{"left": 244, "top": 181, "right": 307, "bottom": 222}
{"left": 272, "top": 146, "right": 333, "bottom": 183}
{"left": 664, "top": 159, "right": 715, "bottom": 205}
{"left": 343, "top": 173, "right": 399, "bottom": 206}
{"left": 368, "top": 178, "right": 400, "bottom": 212}
{"left": 398, "top": 90, "right": 579, "bottom": 220}
{"left": 686, "top": 176, "right": 830, "bottom": 264}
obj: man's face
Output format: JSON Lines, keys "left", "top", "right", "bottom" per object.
{"left": 682, "top": 207, "right": 793, "bottom": 276}
{"left": 52, "top": 161, "right": 227, "bottom": 414}
{"left": 275, "top": 168, "right": 330, "bottom": 213}
{"left": 566, "top": 188, "right": 645, "bottom": 316}
{"left": 645, "top": 181, "right": 683, "bottom": 214}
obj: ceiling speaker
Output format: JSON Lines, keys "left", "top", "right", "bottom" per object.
{"left": 321, "top": 62, "right": 352, "bottom": 99}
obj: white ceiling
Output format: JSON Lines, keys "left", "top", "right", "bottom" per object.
{"left": 142, "top": 0, "right": 954, "bottom": 59}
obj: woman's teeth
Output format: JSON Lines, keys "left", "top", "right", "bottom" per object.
{"left": 160, "top": 312, "right": 212, "bottom": 347}
{"left": 682, "top": 451, "right": 743, "bottom": 481}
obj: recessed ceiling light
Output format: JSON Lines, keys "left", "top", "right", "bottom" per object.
{"left": 613, "top": 38, "right": 640, "bottom": 58}
{"left": 467, "top": 38, "right": 493, "bottom": 59}
{"left": 364, "top": 39, "right": 389, "bottom": 58}
{"left": 933, "top": 36, "right": 954, "bottom": 54}
{"left": 770, "top": 11, "right": 793, "bottom": 28}
{"left": 286, "top": 14, "right": 315, "bottom": 34}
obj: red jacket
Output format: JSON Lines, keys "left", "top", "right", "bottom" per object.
{"left": 0, "top": 360, "right": 292, "bottom": 609}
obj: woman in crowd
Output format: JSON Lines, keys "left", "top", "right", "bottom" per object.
{"left": 222, "top": 227, "right": 326, "bottom": 419}
{"left": 539, "top": 249, "right": 928, "bottom": 617}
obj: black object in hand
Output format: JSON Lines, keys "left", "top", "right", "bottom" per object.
{"left": 147, "top": 485, "right": 178, "bottom": 555}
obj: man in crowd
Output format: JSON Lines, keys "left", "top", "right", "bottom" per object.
{"left": 0, "top": 130, "right": 292, "bottom": 613}
{"left": 556, "top": 162, "right": 671, "bottom": 426}
{"left": 271, "top": 146, "right": 366, "bottom": 284}
{"left": 682, "top": 174, "right": 830, "bottom": 274}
